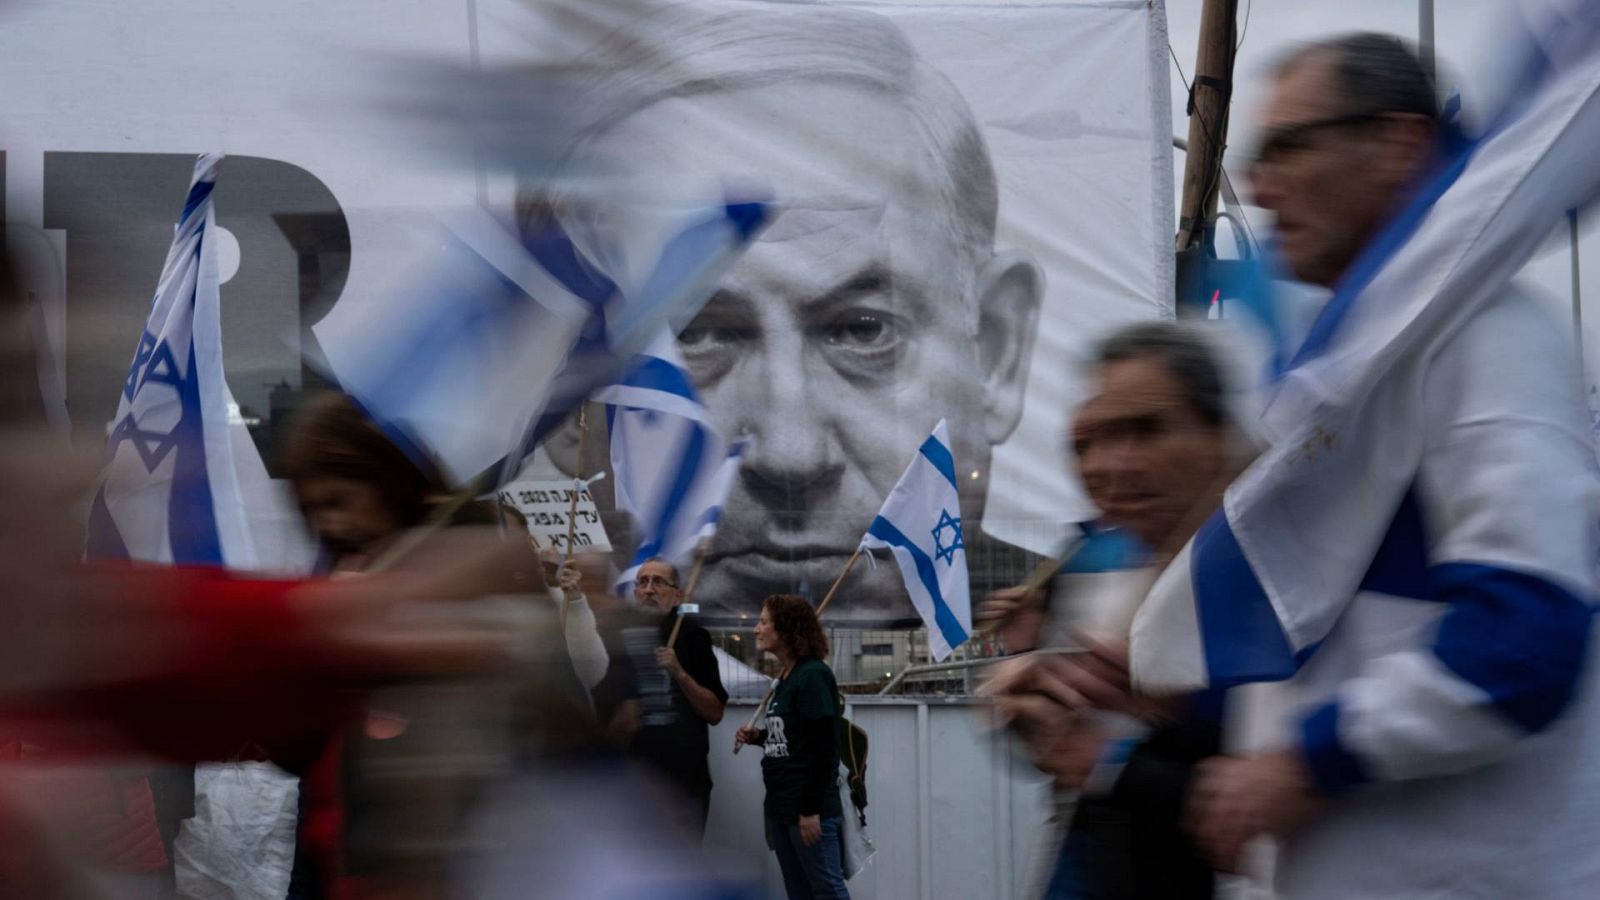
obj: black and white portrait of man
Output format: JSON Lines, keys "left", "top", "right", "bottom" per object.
{"left": 516, "top": 0, "right": 1171, "bottom": 624}
{"left": 0, "top": 0, "right": 1171, "bottom": 632}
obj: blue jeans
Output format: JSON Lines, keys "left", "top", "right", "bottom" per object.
{"left": 766, "top": 815, "right": 851, "bottom": 900}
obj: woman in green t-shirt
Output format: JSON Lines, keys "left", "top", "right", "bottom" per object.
{"left": 735, "top": 594, "right": 850, "bottom": 899}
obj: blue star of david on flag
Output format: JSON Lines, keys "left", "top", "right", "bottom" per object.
{"left": 859, "top": 419, "right": 972, "bottom": 661}
{"left": 122, "top": 330, "right": 159, "bottom": 401}
{"left": 932, "top": 508, "right": 964, "bottom": 565}
{"left": 106, "top": 409, "right": 183, "bottom": 473}
{"left": 107, "top": 329, "right": 192, "bottom": 473}
{"left": 86, "top": 153, "right": 263, "bottom": 568}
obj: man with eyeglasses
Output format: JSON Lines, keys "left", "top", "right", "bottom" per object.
{"left": 1246, "top": 34, "right": 1443, "bottom": 289}
{"left": 593, "top": 557, "right": 729, "bottom": 837}
{"left": 1174, "top": 32, "right": 1600, "bottom": 899}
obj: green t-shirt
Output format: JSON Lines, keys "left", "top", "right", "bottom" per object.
{"left": 760, "top": 657, "right": 844, "bottom": 821}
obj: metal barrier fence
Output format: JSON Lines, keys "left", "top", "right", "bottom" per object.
{"left": 710, "top": 626, "right": 1015, "bottom": 698}
{"left": 705, "top": 698, "right": 1054, "bottom": 900}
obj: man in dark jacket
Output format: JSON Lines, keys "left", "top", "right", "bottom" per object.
{"left": 594, "top": 557, "right": 728, "bottom": 835}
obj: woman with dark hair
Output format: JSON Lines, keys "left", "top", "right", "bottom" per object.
{"left": 0, "top": 252, "right": 547, "bottom": 894}
{"left": 735, "top": 594, "right": 850, "bottom": 900}
{"left": 277, "top": 391, "right": 594, "bottom": 899}
{"left": 279, "top": 391, "right": 447, "bottom": 570}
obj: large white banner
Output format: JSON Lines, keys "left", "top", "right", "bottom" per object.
{"left": 1, "top": 0, "right": 1171, "bottom": 626}
{"left": 478, "top": 0, "right": 1174, "bottom": 623}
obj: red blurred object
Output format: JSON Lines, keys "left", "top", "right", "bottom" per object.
{"left": 0, "top": 563, "right": 366, "bottom": 896}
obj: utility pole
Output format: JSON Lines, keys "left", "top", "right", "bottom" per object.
{"left": 1175, "top": 0, "right": 1240, "bottom": 253}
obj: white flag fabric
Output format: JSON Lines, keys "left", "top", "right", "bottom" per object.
{"left": 312, "top": 208, "right": 588, "bottom": 487}
{"left": 598, "top": 332, "right": 745, "bottom": 593}
{"left": 313, "top": 201, "right": 768, "bottom": 488}
{"left": 84, "top": 156, "right": 309, "bottom": 899}
{"left": 1131, "top": 2, "right": 1600, "bottom": 693}
{"left": 85, "top": 154, "right": 268, "bottom": 568}
{"left": 859, "top": 419, "right": 971, "bottom": 661}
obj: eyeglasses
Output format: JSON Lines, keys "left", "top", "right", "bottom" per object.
{"left": 1248, "top": 112, "right": 1388, "bottom": 174}
{"left": 636, "top": 575, "right": 678, "bottom": 589}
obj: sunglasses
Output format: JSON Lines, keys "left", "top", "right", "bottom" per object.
{"left": 1249, "top": 111, "right": 1389, "bottom": 173}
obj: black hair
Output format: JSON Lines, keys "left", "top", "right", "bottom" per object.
{"left": 1094, "top": 322, "right": 1227, "bottom": 427}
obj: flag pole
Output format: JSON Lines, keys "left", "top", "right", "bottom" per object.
{"left": 874, "top": 537, "right": 1082, "bottom": 696}
{"left": 564, "top": 406, "right": 590, "bottom": 561}
{"left": 814, "top": 546, "right": 862, "bottom": 619}
{"left": 972, "top": 536, "right": 1086, "bottom": 638}
{"left": 550, "top": 406, "right": 592, "bottom": 631}
{"left": 360, "top": 377, "right": 563, "bottom": 576}
{"left": 734, "top": 545, "right": 863, "bottom": 754}
{"left": 665, "top": 537, "right": 712, "bottom": 650}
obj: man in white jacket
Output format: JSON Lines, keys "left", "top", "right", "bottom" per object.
{"left": 1178, "top": 32, "right": 1600, "bottom": 898}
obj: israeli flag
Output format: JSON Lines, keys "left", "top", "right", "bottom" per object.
{"left": 1132, "top": 2, "right": 1600, "bottom": 692}
{"left": 312, "top": 201, "right": 768, "bottom": 488}
{"left": 85, "top": 154, "right": 263, "bottom": 567}
{"left": 860, "top": 420, "right": 971, "bottom": 661}
{"left": 599, "top": 333, "right": 745, "bottom": 593}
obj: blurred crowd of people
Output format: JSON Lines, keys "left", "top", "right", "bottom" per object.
{"left": 0, "top": 256, "right": 853, "bottom": 896}
{"left": 3, "top": 6, "right": 1600, "bottom": 900}
{"left": 982, "top": 29, "right": 1600, "bottom": 900}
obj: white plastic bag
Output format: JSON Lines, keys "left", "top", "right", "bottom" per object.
{"left": 838, "top": 776, "right": 875, "bottom": 880}
{"left": 173, "top": 762, "right": 299, "bottom": 900}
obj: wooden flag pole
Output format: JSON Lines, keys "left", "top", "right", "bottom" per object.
{"left": 664, "top": 609, "right": 687, "bottom": 651}
{"left": 735, "top": 546, "right": 863, "bottom": 754}
{"left": 813, "top": 546, "right": 862, "bottom": 619}
{"left": 550, "top": 408, "right": 591, "bottom": 631}
{"left": 665, "top": 538, "right": 713, "bottom": 650}
{"left": 868, "top": 538, "right": 1083, "bottom": 696}
{"left": 1021, "top": 544, "right": 1077, "bottom": 594}
{"left": 563, "top": 406, "right": 589, "bottom": 561}
{"left": 972, "top": 536, "right": 1086, "bottom": 638}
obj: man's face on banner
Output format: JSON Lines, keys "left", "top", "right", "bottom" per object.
{"left": 584, "top": 81, "right": 1039, "bottom": 623}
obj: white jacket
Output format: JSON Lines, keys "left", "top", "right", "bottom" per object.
{"left": 1232, "top": 289, "right": 1600, "bottom": 899}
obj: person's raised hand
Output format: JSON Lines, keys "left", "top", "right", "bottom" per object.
{"left": 556, "top": 560, "right": 582, "bottom": 594}
{"left": 977, "top": 652, "right": 1086, "bottom": 737}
